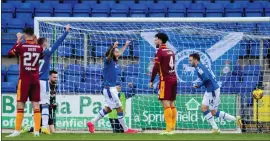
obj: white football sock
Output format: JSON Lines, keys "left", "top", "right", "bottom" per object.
{"left": 91, "top": 109, "right": 107, "bottom": 123}
{"left": 117, "top": 112, "right": 128, "bottom": 132}
{"left": 216, "top": 111, "right": 236, "bottom": 121}
{"left": 41, "top": 105, "right": 49, "bottom": 128}
{"left": 204, "top": 111, "right": 218, "bottom": 130}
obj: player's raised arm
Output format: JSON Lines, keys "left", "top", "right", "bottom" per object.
{"left": 119, "top": 40, "right": 130, "bottom": 56}
{"left": 8, "top": 33, "right": 23, "bottom": 57}
{"left": 44, "top": 24, "right": 70, "bottom": 56}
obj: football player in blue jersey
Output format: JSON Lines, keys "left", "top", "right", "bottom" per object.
{"left": 86, "top": 40, "right": 138, "bottom": 134}
{"left": 189, "top": 53, "right": 242, "bottom": 133}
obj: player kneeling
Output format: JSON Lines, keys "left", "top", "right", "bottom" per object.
{"left": 86, "top": 41, "right": 138, "bottom": 134}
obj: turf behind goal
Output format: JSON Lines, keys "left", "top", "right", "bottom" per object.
{"left": 34, "top": 17, "right": 270, "bottom": 133}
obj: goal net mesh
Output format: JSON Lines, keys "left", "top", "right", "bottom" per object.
{"left": 37, "top": 19, "right": 270, "bottom": 133}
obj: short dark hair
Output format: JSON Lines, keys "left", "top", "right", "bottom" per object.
{"left": 23, "top": 27, "right": 34, "bottom": 36}
{"left": 37, "top": 38, "right": 47, "bottom": 45}
{"left": 189, "top": 53, "right": 200, "bottom": 61}
{"left": 49, "top": 70, "right": 58, "bottom": 75}
{"left": 155, "top": 33, "right": 168, "bottom": 44}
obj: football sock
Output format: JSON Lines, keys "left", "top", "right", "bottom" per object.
{"left": 203, "top": 110, "right": 218, "bottom": 130}
{"left": 91, "top": 109, "right": 108, "bottom": 123}
{"left": 15, "top": 108, "right": 24, "bottom": 131}
{"left": 216, "top": 111, "right": 236, "bottom": 121}
{"left": 171, "top": 107, "right": 177, "bottom": 130}
{"left": 164, "top": 107, "right": 173, "bottom": 132}
{"left": 41, "top": 105, "right": 49, "bottom": 128}
{"left": 34, "top": 108, "right": 41, "bottom": 132}
{"left": 117, "top": 112, "right": 128, "bottom": 132}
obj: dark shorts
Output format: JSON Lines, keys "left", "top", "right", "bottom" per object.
{"left": 158, "top": 80, "right": 177, "bottom": 101}
{"left": 17, "top": 77, "right": 40, "bottom": 102}
{"left": 48, "top": 106, "right": 55, "bottom": 125}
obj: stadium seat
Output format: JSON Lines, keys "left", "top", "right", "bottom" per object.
{"left": 2, "top": 3, "right": 15, "bottom": 19}
{"left": 235, "top": 82, "right": 256, "bottom": 93}
{"left": 1, "top": 42, "right": 13, "bottom": 56}
{"left": 130, "top": 4, "right": 148, "bottom": 17}
{"left": 65, "top": 74, "right": 82, "bottom": 83}
{"left": 62, "top": 81, "right": 78, "bottom": 92}
{"left": 1, "top": 18, "right": 7, "bottom": 33}
{"left": 226, "top": 75, "right": 240, "bottom": 82}
{"left": 265, "top": 3, "right": 270, "bottom": 16}
{"left": 73, "top": 4, "right": 91, "bottom": 17}
{"left": 124, "top": 64, "right": 139, "bottom": 76}
{"left": 167, "top": 3, "right": 186, "bottom": 17}
{"left": 57, "top": 46, "right": 73, "bottom": 57}
{"left": 7, "top": 64, "right": 19, "bottom": 75}
{"left": 77, "top": 82, "right": 94, "bottom": 93}
{"left": 54, "top": 3, "right": 72, "bottom": 17}
{"left": 243, "top": 75, "right": 259, "bottom": 85}
{"left": 74, "top": 44, "right": 84, "bottom": 57}
{"left": 7, "top": 75, "right": 19, "bottom": 82}
{"left": 220, "top": 81, "right": 235, "bottom": 93}
{"left": 15, "top": 3, "right": 34, "bottom": 19}
{"left": 245, "top": 2, "right": 264, "bottom": 17}
{"left": 232, "top": 65, "right": 243, "bottom": 76}
{"left": 2, "top": 65, "right": 6, "bottom": 82}
{"left": 94, "top": 45, "right": 108, "bottom": 57}
{"left": 225, "top": 3, "right": 244, "bottom": 17}
{"left": 148, "top": 3, "right": 168, "bottom": 17}
{"left": 85, "top": 64, "right": 102, "bottom": 76}
{"left": 1, "top": 82, "right": 17, "bottom": 93}
{"left": 35, "top": 3, "right": 53, "bottom": 17}
{"left": 110, "top": 4, "right": 129, "bottom": 17}
{"left": 91, "top": 4, "right": 110, "bottom": 17}
{"left": 65, "top": 64, "right": 83, "bottom": 75}
{"left": 187, "top": 3, "right": 205, "bottom": 17}
{"left": 243, "top": 65, "right": 261, "bottom": 76}
{"left": 6, "top": 18, "right": 26, "bottom": 33}
{"left": 205, "top": 3, "right": 224, "bottom": 17}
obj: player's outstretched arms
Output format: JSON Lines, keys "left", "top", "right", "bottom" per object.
{"left": 119, "top": 40, "right": 130, "bottom": 56}
{"left": 45, "top": 24, "right": 71, "bottom": 56}
{"left": 8, "top": 33, "right": 23, "bottom": 57}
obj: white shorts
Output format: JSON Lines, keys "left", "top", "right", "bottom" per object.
{"left": 103, "top": 87, "right": 122, "bottom": 110}
{"left": 40, "top": 80, "right": 50, "bottom": 105}
{"left": 202, "top": 88, "right": 221, "bottom": 110}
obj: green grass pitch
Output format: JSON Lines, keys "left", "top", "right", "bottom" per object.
{"left": 2, "top": 133, "right": 270, "bottom": 140}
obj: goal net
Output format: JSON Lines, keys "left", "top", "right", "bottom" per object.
{"left": 34, "top": 17, "right": 270, "bottom": 133}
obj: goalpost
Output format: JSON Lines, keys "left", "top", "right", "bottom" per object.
{"left": 34, "top": 17, "right": 270, "bottom": 133}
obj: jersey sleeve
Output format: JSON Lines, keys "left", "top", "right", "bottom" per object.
{"left": 197, "top": 67, "right": 210, "bottom": 88}
{"left": 154, "top": 49, "right": 161, "bottom": 63}
{"left": 8, "top": 43, "right": 21, "bottom": 57}
{"left": 43, "top": 31, "right": 69, "bottom": 57}
{"left": 150, "top": 50, "right": 161, "bottom": 82}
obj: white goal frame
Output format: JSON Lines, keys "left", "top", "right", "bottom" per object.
{"left": 33, "top": 17, "right": 270, "bottom": 134}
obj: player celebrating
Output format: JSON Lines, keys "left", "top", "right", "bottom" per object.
{"left": 36, "top": 24, "right": 70, "bottom": 134}
{"left": 189, "top": 53, "right": 242, "bottom": 133}
{"left": 149, "top": 33, "right": 178, "bottom": 135}
{"left": 6, "top": 28, "right": 43, "bottom": 137}
{"left": 86, "top": 40, "right": 138, "bottom": 134}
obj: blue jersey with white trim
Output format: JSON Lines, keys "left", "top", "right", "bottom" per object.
{"left": 195, "top": 63, "right": 219, "bottom": 92}
{"left": 103, "top": 57, "right": 118, "bottom": 87}
{"left": 39, "top": 32, "right": 68, "bottom": 80}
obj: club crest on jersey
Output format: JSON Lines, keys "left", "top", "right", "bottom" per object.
{"left": 175, "top": 49, "right": 211, "bottom": 82}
